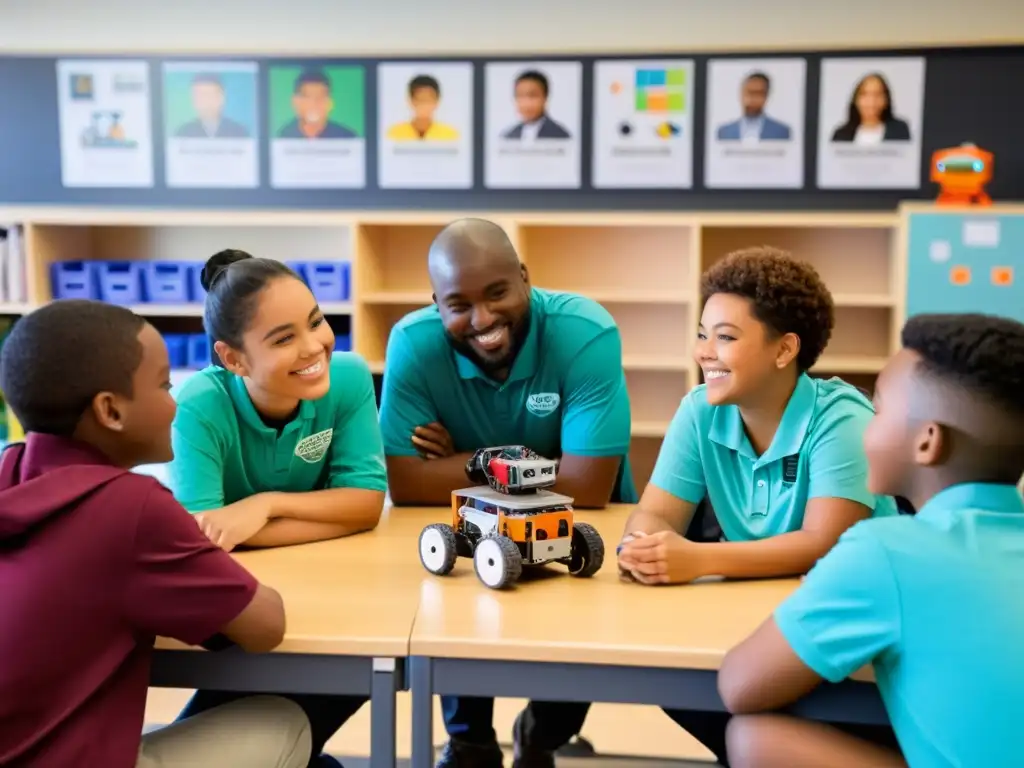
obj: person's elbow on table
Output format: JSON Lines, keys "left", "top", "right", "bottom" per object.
{"left": 220, "top": 583, "right": 287, "bottom": 653}
{"left": 555, "top": 454, "right": 620, "bottom": 509}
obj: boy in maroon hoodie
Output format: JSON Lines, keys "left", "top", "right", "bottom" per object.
{"left": 0, "top": 300, "right": 312, "bottom": 768}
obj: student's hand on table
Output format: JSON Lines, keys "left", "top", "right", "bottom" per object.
{"left": 411, "top": 422, "right": 455, "bottom": 459}
{"left": 617, "top": 530, "right": 707, "bottom": 585}
{"left": 195, "top": 495, "right": 275, "bottom": 552}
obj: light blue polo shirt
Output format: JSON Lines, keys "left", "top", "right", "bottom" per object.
{"left": 775, "top": 482, "right": 1024, "bottom": 766}
{"left": 168, "top": 353, "right": 387, "bottom": 512}
{"left": 650, "top": 374, "right": 896, "bottom": 540}
{"left": 379, "top": 287, "right": 637, "bottom": 503}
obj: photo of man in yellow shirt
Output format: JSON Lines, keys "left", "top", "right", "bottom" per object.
{"left": 386, "top": 75, "right": 459, "bottom": 141}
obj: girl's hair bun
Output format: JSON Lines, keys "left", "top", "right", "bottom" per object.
{"left": 200, "top": 249, "right": 253, "bottom": 292}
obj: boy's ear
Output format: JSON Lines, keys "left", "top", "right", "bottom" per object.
{"left": 214, "top": 341, "right": 248, "bottom": 376}
{"left": 90, "top": 391, "right": 126, "bottom": 432}
{"left": 521, "top": 263, "right": 530, "bottom": 286}
{"left": 912, "top": 421, "right": 947, "bottom": 467}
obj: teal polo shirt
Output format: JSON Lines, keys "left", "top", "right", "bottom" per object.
{"left": 167, "top": 353, "right": 387, "bottom": 512}
{"left": 775, "top": 482, "right": 1024, "bottom": 766}
{"left": 379, "top": 287, "right": 637, "bottom": 503}
{"left": 650, "top": 374, "right": 896, "bottom": 540}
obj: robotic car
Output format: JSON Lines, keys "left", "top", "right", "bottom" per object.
{"left": 418, "top": 446, "right": 605, "bottom": 589}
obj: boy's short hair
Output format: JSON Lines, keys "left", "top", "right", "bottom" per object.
{"left": 902, "top": 313, "right": 1024, "bottom": 418}
{"left": 0, "top": 300, "right": 146, "bottom": 436}
{"left": 701, "top": 247, "right": 835, "bottom": 371}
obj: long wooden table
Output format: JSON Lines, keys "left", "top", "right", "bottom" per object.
{"left": 152, "top": 508, "right": 425, "bottom": 768}
{"left": 151, "top": 504, "right": 885, "bottom": 768}
{"left": 406, "top": 505, "right": 885, "bottom": 768}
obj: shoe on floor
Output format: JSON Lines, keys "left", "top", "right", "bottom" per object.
{"left": 435, "top": 738, "right": 504, "bottom": 768}
{"left": 511, "top": 713, "right": 556, "bottom": 768}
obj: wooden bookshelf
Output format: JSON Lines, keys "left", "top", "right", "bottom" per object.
{"left": 0, "top": 206, "right": 905, "bottom": 490}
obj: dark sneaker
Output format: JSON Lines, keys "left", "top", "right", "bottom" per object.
{"left": 435, "top": 738, "right": 505, "bottom": 768}
{"left": 511, "top": 713, "right": 556, "bottom": 768}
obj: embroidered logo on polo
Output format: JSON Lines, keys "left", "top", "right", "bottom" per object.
{"left": 294, "top": 428, "right": 333, "bottom": 464}
{"left": 526, "top": 393, "right": 561, "bottom": 417}
{"left": 782, "top": 455, "right": 799, "bottom": 484}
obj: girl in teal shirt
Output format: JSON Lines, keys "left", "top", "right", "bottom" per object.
{"left": 168, "top": 249, "right": 387, "bottom": 768}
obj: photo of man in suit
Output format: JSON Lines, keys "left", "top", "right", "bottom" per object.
{"left": 716, "top": 71, "right": 791, "bottom": 142}
{"left": 503, "top": 70, "right": 571, "bottom": 140}
{"left": 174, "top": 72, "right": 250, "bottom": 139}
{"left": 277, "top": 68, "right": 357, "bottom": 140}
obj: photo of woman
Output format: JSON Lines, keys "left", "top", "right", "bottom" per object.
{"left": 830, "top": 72, "right": 912, "bottom": 144}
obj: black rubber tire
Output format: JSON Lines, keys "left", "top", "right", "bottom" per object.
{"left": 418, "top": 523, "right": 459, "bottom": 576}
{"left": 473, "top": 535, "right": 523, "bottom": 589}
{"left": 568, "top": 521, "right": 605, "bottom": 577}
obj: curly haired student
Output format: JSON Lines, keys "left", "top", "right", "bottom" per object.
{"left": 516, "top": 247, "right": 898, "bottom": 766}
{"left": 719, "top": 313, "right": 1024, "bottom": 767}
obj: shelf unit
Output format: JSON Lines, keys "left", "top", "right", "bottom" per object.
{"left": 0, "top": 206, "right": 905, "bottom": 489}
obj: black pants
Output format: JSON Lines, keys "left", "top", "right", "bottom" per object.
{"left": 177, "top": 690, "right": 366, "bottom": 766}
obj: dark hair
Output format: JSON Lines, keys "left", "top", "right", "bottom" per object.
{"left": 514, "top": 70, "right": 549, "bottom": 97}
{"left": 902, "top": 313, "right": 1024, "bottom": 417}
{"left": 0, "top": 300, "right": 146, "bottom": 436}
{"left": 843, "top": 72, "right": 893, "bottom": 130}
{"left": 192, "top": 72, "right": 224, "bottom": 89}
{"left": 744, "top": 71, "right": 771, "bottom": 90}
{"left": 201, "top": 249, "right": 300, "bottom": 363}
{"left": 701, "top": 247, "right": 835, "bottom": 371}
{"left": 408, "top": 74, "right": 440, "bottom": 98}
{"left": 294, "top": 68, "right": 331, "bottom": 93}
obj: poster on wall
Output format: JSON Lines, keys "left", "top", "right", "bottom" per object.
{"left": 163, "top": 61, "right": 259, "bottom": 188}
{"left": 377, "top": 62, "right": 473, "bottom": 189}
{"left": 484, "top": 61, "right": 582, "bottom": 189}
{"left": 56, "top": 59, "right": 154, "bottom": 188}
{"left": 704, "top": 58, "right": 806, "bottom": 189}
{"left": 268, "top": 64, "right": 366, "bottom": 189}
{"left": 592, "top": 59, "right": 695, "bottom": 189}
{"left": 817, "top": 56, "right": 926, "bottom": 189}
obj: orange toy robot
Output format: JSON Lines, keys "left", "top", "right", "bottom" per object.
{"left": 931, "top": 143, "right": 993, "bottom": 206}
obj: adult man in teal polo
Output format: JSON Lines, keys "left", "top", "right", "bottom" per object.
{"left": 379, "top": 218, "right": 636, "bottom": 768}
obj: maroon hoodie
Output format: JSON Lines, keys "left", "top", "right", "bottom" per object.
{"left": 0, "top": 434, "right": 257, "bottom": 767}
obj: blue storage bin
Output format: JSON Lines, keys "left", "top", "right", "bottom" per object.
{"left": 95, "top": 261, "right": 144, "bottom": 305}
{"left": 334, "top": 334, "right": 352, "bottom": 352}
{"left": 187, "top": 334, "right": 212, "bottom": 369}
{"left": 286, "top": 261, "right": 308, "bottom": 284}
{"left": 302, "top": 261, "right": 349, "bottom": 302}
{"left": 188, "top": 263, "right": 207, "bottom": 303}
{"left": 50, "top": 261, "right": 97, "bottom": 300}
{"left": 163, "top": 334, "right": 189, "bottom": 369}
{"left": 144, "top": 262, "right": 191, "bottom": 304}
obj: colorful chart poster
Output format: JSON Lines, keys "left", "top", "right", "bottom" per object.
{"left": 704, "top": 58, "right": 806, "bottom": 189}
{"left": 817, "top": 57, "right": 926, "bottom": 189}
{"left": 484, "top": 61, "right": 582, "bottom": 189}
{"left": 377, "top": 62, "right": 473, "bottom": 189}
{"left": 163, "top": 61, "right": 259, "bottom": 188}
{"left": 592, "top": 59, "right": 695, "bottom": 189}
{"left": 56, "top": 59, "right": 154, "bottom": 188}
{"left": 268, "top": 64, "right": 366, "bottom": 189}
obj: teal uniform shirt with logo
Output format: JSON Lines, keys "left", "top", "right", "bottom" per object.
{"left": 379, "top": 288, "right": 637, "bottom": 503}
{"left": 775, "top": 482, "right": 1024, "bottom": 766}
{"left": 650, "top": 374, "right": 896, "bottom": 540}
{"left": 168, "top": 353, "right": 387, "bottom": 512}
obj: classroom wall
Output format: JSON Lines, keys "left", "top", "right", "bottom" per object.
{"left": 1, "top": 0, "right": 1022, "bottom": 55}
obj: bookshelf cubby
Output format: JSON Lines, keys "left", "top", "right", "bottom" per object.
{"left": 0, "top": 206, "right": 906, "bottom": 491}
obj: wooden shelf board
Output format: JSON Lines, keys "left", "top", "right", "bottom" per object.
{"left": 586, "top": 290, "right": 691, "bottom": 304}
{"left": 831, "top": 293, "right": 896, "bottom": 308}
{"left": 812, "top": 355, "right": 888, "bottom": 374}
{"left": 623, "top": 355, "right": 690, "bottom": 372}
{"left": 360, "top": 291, "right": 433, "bottom": 305}
{"left": 632, "top": 420, "right": 670, "bottom": 438}
{"left": 0, "top": 302, "right": 33, "bottom": 315}
{"left": 9, "top": 207, "right": 353, "bottom": 228}
{"left": 698, "top": 211, "right": 898, "bottom": 229}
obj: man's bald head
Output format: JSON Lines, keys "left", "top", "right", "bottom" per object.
{"left": 427, "top": 218, "right": 520, "bottom": 285}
